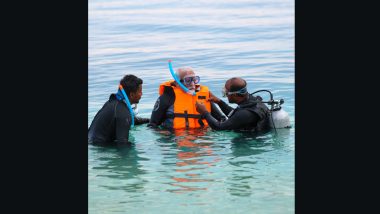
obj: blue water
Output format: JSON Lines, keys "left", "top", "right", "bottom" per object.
{"left": 89, "top": 0, "right": 294, "bottom": 213}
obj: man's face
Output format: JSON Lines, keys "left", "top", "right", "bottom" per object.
{"left": 224, "top": 82, "right": 235, "bottom": 103}
{"left": 130, "top": 84, "right": 143, "bottom": 104}
{"left": 181, "top": 71, "right": 197, "bottom": 91}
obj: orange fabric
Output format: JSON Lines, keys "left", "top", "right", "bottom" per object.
{"left": 159, "top": 81, "right": 211, "bottom": 129}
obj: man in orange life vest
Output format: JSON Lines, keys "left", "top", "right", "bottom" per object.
{"left": 148, "top": 67, "right": 226, "bottom": 130}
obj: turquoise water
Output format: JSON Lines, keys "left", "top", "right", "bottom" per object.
{"left": 89, "top": 0, "right": 294, "bottom": 213}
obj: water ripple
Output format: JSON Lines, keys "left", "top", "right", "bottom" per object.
{"left": 89, "top": 0, "right": 294, "bottom": 213}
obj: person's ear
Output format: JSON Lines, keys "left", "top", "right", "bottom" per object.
{"left": 127, "top": 92, "right": 132, "bottom": 100}
{"left": 130, "top": 91, "right": 136, "bottom": 99}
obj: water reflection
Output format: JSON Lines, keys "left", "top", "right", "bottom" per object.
{"left": 226, "top": 131, "right": 273, "bottom": 197}
{"left": 89, "top": 144, "right": 148, "bottom": 193}
{"left": 174, "top": 129, "right": 216, "bottom": 168}
{"left": 89, "top": 0, "right": 294, "bottom": 211}
{"left": 271, "top": 128, "right": 292, "bottom": 150}
{"left": 155, "top": 128, "right": 219, "bottom": 193}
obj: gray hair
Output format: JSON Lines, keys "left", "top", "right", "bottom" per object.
{"left": 175, "top": 67, "right": 195, "bottom": 80}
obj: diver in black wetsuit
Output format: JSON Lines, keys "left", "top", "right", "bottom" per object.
{"left": 88, "top": 74, "right": 149, "bottom": 146}
{"left": 195, "top": 77, "right": 270, "bottom": 132}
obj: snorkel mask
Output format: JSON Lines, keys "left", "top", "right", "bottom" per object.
{"left": 180, "top": 75, "right": 200, "bottom": 85}
{"left": 222, "top": 86, "right": 248, "bottom": 97}
{"left": 168, "top": 60, "right": 196, "bottom": 95}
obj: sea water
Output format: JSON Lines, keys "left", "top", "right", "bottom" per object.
{"left": 89, "top": 0, "right": 294, "bottom": 213}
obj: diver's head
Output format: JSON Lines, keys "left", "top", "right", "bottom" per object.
{"left": 223, "top": 77, "right": 248, "bottom": 104}
{"left": 175, "top": 67, "right": 200, "bottom": 93}
{"left": 119, "top": 74, "right": 143, "bottom": 104}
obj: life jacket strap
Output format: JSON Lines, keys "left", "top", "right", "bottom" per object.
{"left": 184, "top": 111, "right": 189, "bottom": 128}
{"left": 173, "top": 113, "right": 202, "bottom": 119}
{"left": 173, "top": 112, "right": 205, "bottom": 128}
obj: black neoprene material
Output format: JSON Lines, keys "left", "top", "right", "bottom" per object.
{"left": 88, "top": 94, "right": 149, "bottom": 146}
{"left": 202, "top": 94, "right": 270, "bottom": 131}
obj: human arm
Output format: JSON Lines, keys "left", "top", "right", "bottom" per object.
{"left": 201, "top": 107, "right": 259, "bottom": 131}
{"left": 147, "top": 91, "right": 174, "bottom": 128}
{"left": 134, "top": 116, "right": 150, "bottom": 125}
{"left": 217, "top": 100, "right": 234, "bottom": 116}
{"left": 208, "top": 91, "right": 234, "bottom": 116}
{"left": 210, "top": 102, "right": 227, "bottom": 121}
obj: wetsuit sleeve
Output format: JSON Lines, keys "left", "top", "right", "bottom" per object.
{"left": 134, "top": 116, "right": 150, "bottom": 125}
{"left": 115, "top": 103, "right": 131, "bottom": 145}
{"left": 217, "top": 100, "right": 234, "bottom": 116}
{"left": 202, "top": 109, "right": 259, "bottom": 131}
{"left": 148, "top": 91, "right": 174, "bottom": 128}
{"left": 210, "top": 102, "right": 227, "bottom": 121}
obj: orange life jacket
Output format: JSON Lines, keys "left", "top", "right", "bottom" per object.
{"left": 159, "top": 80, "right": 211, "bottom": 129}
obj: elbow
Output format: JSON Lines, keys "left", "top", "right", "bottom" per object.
{"left": 209, "top": 123, "right": 226, "bottom": 131}
{"left": 147, "top": 122, "right": 158, "bottom": 128}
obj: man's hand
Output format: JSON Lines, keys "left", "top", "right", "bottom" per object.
{"left": 135, "top": 117, "right": 150, "bottom": 125}
{"left": 195, "top": 101, "right": 208, "bottom": 114}
{"left": 208, "top": 91, "right": 221, "bottom": 104}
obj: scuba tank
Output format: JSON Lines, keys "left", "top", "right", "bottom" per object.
{"left": 250, "top": 90, "right": 291, "bottom": 130}
{"left": 268, "top": 99, "right": 291, "bottom": 129}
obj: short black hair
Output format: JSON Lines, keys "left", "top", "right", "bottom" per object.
{"left": 119, "top": 74, "right": 143, "bottom": 95}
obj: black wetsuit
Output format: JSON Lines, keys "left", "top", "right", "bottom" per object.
{"left": 201, "top": 94, "right": 270, "bottom": 132}
{"left": 148, "top": 86, "right": 226, "bottom": 129}
{"left": 88, "top": 94, "right": 149, "bottom": 146}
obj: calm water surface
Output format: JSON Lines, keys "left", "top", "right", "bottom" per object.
{"left": 89, "top": 0, "right": 294, "bottom": 213}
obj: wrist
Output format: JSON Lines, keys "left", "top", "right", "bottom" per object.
{"left": 201, "top": 111, "right": 209, "bottom": 117}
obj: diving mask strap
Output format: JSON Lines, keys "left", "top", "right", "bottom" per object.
{"left": 229, "top": 86, "right": 247, "bottom": 95}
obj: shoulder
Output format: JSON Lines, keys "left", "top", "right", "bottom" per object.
{"left": 163, "top": 85, "right": 175, "bottom": 96}
{"left": 115, "top": 101, "right": 130, "bottom": 116}
{"left": 235, "top": 107, "right": 257, "bottom": 118}
{"left": 161, "top": 87, "right": 176, "bottom": 103}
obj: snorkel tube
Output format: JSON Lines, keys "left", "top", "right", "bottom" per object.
{"left": 118, "top": 85, "right": 135, "bottom": 128}
{"left": 168, "top": 60, "right": 196, "bottom": 96}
